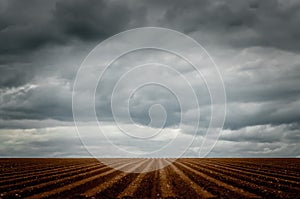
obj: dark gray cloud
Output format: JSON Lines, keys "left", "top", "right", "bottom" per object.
{"left": 0, "top": 0, "right": 299, "bottom": 128}
{"left": 1, "top": 0, "right": 300, "bottom": 57}
{"left": 160, "top": 0, "right": 300, "bottom": 52}
{"left": 0, "top": 0, "right": 144, "bottom": 89}
{"left": 0, "top": 0, "right": 299, "bottom": 157}
{"left": 0, "top": 0, "right": 62, "bottom": 55}
{"left": 53, "top": 0, "right": 145, "bottom": 41}
{"left": 209, "top": 123, "right": 300, "bottom": 157}
{"left": 0, "top": 0, "right": 146, "bottom": 55}
{"left": 220, "top": 123, "right": 300, "bottom": 143}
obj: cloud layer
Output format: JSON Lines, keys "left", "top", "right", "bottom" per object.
{"left": 0, "top": 0, "right": 299, "bottom": 157}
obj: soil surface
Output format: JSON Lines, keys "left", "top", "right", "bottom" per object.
{"left": 0, "top": 158, "right": 299, "bottom": 198}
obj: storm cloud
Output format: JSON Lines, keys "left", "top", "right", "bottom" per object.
{"left": 0, "top": 0, "right": 299, "bottom": 157}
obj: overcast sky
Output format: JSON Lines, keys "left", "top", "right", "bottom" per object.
{"left": 0, "top": 0, "right": 299, "bottom": 157}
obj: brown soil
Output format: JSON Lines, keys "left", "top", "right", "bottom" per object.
{"left": 0, "top": 158, "right": 299, "bottom": 199}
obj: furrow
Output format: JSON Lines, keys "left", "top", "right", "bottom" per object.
{"left": 117, "top": 159, "right": 155, "bottom": 198}
{"left": 0, "top": 163, "right": 102, "bottom": 192}
{"left": 2, "top": 165, "right": 111, "bottom": 199}
{"left": 82, "top": 159, "right": 148, "bottom": 197}
{"left": 24, "top": 159, "right": 143, "bottom": 199}
{"left": 166, "top": 160, "right": 215, "bottom": 198}
{"left": 0, "top": 163, "right": 80, "bottom": 179}
{"left": 175, "top": 160, "right": 261, "bottom": 198}
{"left": 207, "top": 160, "right": 300, "bottom": 180}
{"left": 199, "top": 160, "right": 300, "bottom": 188}
{"left": 181, "top": 160, "right": 297, "bottom": 198}
{"left": 158, "top": 159, "right": 177, "bottom": 198}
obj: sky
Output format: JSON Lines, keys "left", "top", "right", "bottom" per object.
{"left": 0, "top": 0, "right": 299, "bottom": 157}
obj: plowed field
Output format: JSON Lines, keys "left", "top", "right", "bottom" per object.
{"left": 0, "top": 158, "right": 299, "bottom": 198}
